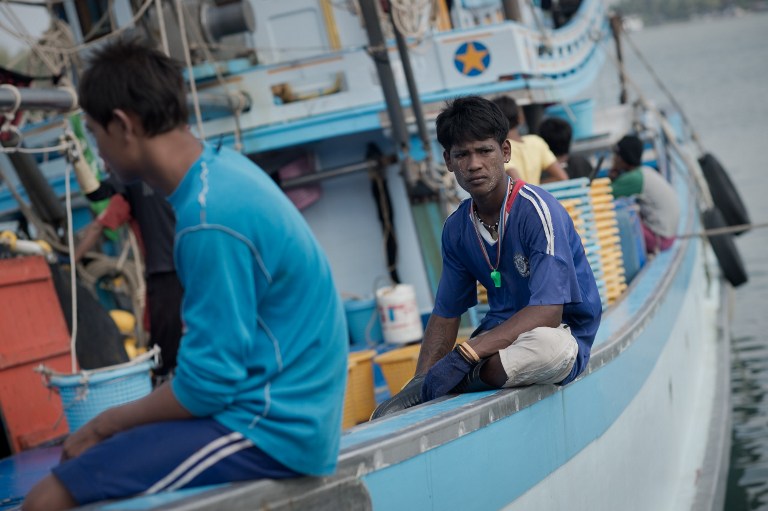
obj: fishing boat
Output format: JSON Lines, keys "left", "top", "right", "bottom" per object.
{"left": 0, "top": 0, "right": 749, "bottom": 509}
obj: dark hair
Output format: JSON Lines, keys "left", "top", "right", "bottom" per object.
{"left": 616, "top": 134, "right": 643, "bottom": 167}
{"left": 79, "top": 38, "right": 188, "bottom": 136}
{"left": 538, "top": 117, "right": 573, "bottom": 157}
{"left": 435, "top": 96, "right": 509, "bottom": 152}
{"left": 491, "top": 95, "right": 519, "bottom": 129}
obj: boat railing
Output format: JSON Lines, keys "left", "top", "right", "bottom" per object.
{"left": 197, "top": 0, "right": 608, "bottom": 153}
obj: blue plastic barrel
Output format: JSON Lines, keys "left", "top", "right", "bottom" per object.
{"left": 344, "top": 298, "right": 383, "bottom": 346}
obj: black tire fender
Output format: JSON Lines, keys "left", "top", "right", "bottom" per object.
{"left": 702, "top": 207, "right": 748, "bottom": 287}
{"left": 699, "top": 153, "right": 750, "bottom": 234}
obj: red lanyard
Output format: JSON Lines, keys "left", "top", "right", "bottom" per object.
{"left": 469, "top": 179, "right": 525, "bottom": 287}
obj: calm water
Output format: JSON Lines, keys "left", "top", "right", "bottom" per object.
{"left": 592, "top": 13, "right": 768, "bottom": 510}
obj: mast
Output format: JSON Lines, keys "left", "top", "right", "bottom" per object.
{"left": 357, "top": 0, "right": 410, "bottom": 161}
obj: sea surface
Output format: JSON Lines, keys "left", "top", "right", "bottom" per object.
{"left": 591, "top": 13, "right": 768, "bottom": 510}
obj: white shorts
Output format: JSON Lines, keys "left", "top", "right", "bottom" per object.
{"left": 497, "top": 324, "right": 578, "bottom": 387}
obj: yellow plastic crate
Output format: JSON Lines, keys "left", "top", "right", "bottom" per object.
{"left": 374, "top": 343, "right": 422, "bottom": 396}
{"left": 342, "top": 350, "right": 376, "bottom": 429}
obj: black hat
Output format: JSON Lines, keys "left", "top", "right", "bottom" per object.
{"left": 615, "top": 135, "right": 643, "bottom": 167}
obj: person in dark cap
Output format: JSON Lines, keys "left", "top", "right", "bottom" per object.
{"left": 610, "top": 134, "right": 680, "bottom": 253}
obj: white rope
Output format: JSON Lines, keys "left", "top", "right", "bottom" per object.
{"left": 0, "top": 83, "right": 21, "bottom": 114}
{"left": 0, "top": 141, "right": 69, "bottom": 154}
{"left": 174, "top": 0, "right": 204, "bottom": 137}
{"left": 127, "top": 228, "right": 146, "bottom": 312}
{"left": 0, "top": 1, "right": 62, "bottom": 75}
{"left": 0, "top": 0, "right": 155, "bottom": 56}
{"left": 390, "top": 0, "right": 433, "bottom": 39}
{"left": 64, "top": 162, "right": 79, "bottom": 373}
{"left": 155, "top": 0, "right": 170, "bottom": 56}
{"left": 179, "top": 1, "right": 249, "bottom": 151}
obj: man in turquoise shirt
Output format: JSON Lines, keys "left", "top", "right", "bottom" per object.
{"left": 25, "top": 39, "right": 347, "bottom": 510}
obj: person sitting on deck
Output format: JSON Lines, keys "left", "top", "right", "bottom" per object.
{"left": 538, "top": 117, "right": 594, "bottom": 180}
{"left": 492, "top": 95, "right": 569, "bottom": 185}
{"left": 24, "top": 38, "right": 348, "bottom": 511}
{"left": 373, "top": 96, "right": 602, "bottom": 417}
{"left": 609, "top": 134, "right": 681, "bottom": 254}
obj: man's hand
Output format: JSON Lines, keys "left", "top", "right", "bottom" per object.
{"left": 415, "top": 315, "right": 461, "bottom": 375}
{"left": 421, "top": 349, "right": 474, "bottom": 402}
{"left": 61, "top": 408, "right": 121, "bottom": 461}
{"left": 370, "top": 374, "right": 427, "bottom": 419}
{"left": 61, "top": 383, "right": 193, "bottom": 462}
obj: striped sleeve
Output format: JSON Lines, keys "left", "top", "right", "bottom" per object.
{"left": 518, "top": 186, "right": 583, "bottom": 306}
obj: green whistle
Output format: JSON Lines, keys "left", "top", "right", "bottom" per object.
{"left": 491, "top": 270, "right": 501, "bottom": 288}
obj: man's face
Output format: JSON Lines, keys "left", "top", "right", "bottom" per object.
{"left": 84, "top": 114, "right": 142, "bottom": 183}
{"left": 444, "top": 138, "right": 511, "bottom": 196}
{"left": 609, "top": 150, "right": 626, "bottom": 181}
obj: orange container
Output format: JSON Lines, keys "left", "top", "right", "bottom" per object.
{"left": 0, "top": 256, "right": 71, "bottom": 452}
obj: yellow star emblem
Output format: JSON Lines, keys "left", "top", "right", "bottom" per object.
{"left": 455, "top": 42, "right": 489, "bottom": 75}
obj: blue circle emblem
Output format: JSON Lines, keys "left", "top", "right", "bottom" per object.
{"left": 453, "top": 41, "right": 491, "bottom": 77}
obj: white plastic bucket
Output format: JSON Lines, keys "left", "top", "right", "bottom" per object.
{"left": 376, "top": 284, "right": 423, "bottom": 344}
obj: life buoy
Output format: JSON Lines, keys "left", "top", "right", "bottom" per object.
{"left": 701, "top": 207, "right": 748, "bottom": 287}
{"left": 699, "top": 153, "right": 750, "bottom": 235}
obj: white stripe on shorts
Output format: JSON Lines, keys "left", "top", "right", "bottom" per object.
{"left": 164, "top": 439, "right": 254, "bottom": 493}
{"left": 144, "top": 431, "right": 244, "bottom": 495}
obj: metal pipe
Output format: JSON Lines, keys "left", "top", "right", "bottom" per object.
{"left": 501, "top": 0, "right": 522, "bottom": 21}
{"left": 358, "top": 0, "right": 409, "bottom": 154}
{"left": 281, "top": 160, "right": 376, "bottom": 189}
{"left": 0, "top": 88, "right": 77, "bottom": 113}
{"left": 0, "top": 87, "right": 249, "bottom": 116}
{"left": 192, "top": 92, "right": 251, "bottom": 116}
{"left": 610, "top": 14, "right": 628, "bottom": 105}
{"left": 390, "top": 10, "right": 431, "bottom": 165}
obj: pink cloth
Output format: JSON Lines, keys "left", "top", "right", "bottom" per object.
{"left": 641, "top": 222, "right": 674, "bottom": 253}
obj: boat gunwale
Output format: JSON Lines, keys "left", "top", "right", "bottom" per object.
{"left": 136, "top": 130, "right": 706, "bottom": 511}
{"left": 335, "top": 123, "right": 700, "bottom": 479}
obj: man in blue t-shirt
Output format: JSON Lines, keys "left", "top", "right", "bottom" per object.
{"left": 25, "top": 40, "right": 347, "bottom": 510}
{"left": 375, "top": 97, "right": 601, "bottom": 415}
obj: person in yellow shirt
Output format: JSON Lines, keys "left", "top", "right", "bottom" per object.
{"left": 492, "top": 96, "right": 569, "bottom": 185}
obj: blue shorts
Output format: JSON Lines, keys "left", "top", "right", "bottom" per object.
{"left": 52, "top": 419, "right": 300, "bottom": 505}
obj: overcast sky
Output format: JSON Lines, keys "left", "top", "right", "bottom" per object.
{"left": 0, "top": 4, "right": 51, "bottom": 56}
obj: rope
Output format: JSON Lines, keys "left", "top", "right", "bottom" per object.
{"left": 155, "top": 0, "right": 170, "bottom": 56}
{"left": 622, "top": 30, "right": 705, "bottom": 154}
{"left": 64, "top": 162, "right": 79, "bottom": 373}
{"left": 0, "top": 83, "right": 21, "bottom": 114}
{"left": 0, "top": 1, "right": 62, "bottom": 75}
{"left": 525, "top": 0, "right": 554, "bottom": 53}
{"left": 597, "top": 37, "right": 713, "bottom": 210}
{"left": 0, "top": 141, "right": 69, "bottom": 154}
{"left": 174, "top": 0, "right": 204, "bottom": 137}
{"left": 678, "top": 221, "right": 768, "bottom": 239}
{"left": 126, "top": 227, "right": 146, "bottom": 325}
{"left": 390, "top": 0, "right": 433, "bottom": 39}
{"left": 0, "top": 0, "right": 155, "bottom": 56}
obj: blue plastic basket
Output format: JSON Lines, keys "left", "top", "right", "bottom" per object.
{"left": 46, "top": 351, "right": 157, "bottom": 431}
